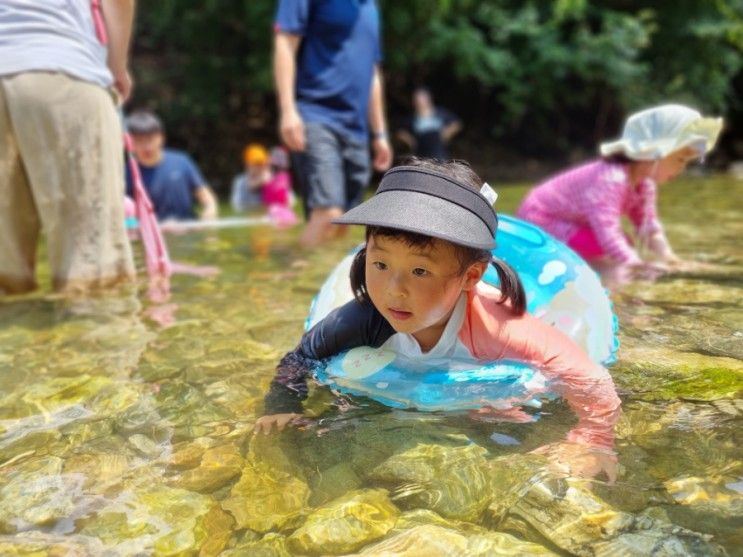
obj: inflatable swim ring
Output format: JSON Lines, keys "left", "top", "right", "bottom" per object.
{"left": 306, "top": 215, "right": 618, "bottom": 411}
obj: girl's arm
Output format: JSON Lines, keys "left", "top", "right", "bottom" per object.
{"left": 262, "top": 300, "right": 395, "bottom": 415}
{"left": 462, "top": 288, "right": 622, "bottom": 449}
{"left": 583, "top": 169, "right": 642, "bottom": 265}
{"left": 629, "top": 181, "right": 676, "bottom": 261}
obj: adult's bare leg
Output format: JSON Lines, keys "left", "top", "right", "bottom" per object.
{"left": 300, "top": 206, "right": 344, "bottom": 248}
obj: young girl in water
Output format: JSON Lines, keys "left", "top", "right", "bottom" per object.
{"left": 517, "top": 104, "right": 722, "bottom": 285}
{"left": 256, "top": 158, "right": 622, "bottom": 479}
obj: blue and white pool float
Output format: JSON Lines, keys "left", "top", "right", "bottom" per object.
{"left": 306, "top": 215, "right": 618, "bottom": 411}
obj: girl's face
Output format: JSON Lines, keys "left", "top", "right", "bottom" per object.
{"left": 365, "top": 234, "right": 486, "bottom": 351}
{"left": 651, "top": 146, "right": 700, "bottom": 184}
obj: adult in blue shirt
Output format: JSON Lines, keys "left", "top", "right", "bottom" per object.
{"left": 125, "top": 110, "right": 218, "bottom": 221}
{"left": 274, "top": 0, "right": 392, "bottom": 247}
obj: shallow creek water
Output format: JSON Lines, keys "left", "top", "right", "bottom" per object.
{"left": 0, "top": 177, "right": 741, "bottom": 556}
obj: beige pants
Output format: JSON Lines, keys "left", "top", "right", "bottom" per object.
{"left": 0, "top": 72, "right": 134, "bottom": 294}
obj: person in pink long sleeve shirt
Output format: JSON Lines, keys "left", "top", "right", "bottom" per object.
{"left": 517, "top": 104, "right": 722, "bottom": 286}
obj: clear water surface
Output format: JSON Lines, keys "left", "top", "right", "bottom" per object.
{"left": 0, "top": 176, "right": 740, "bottom": 556}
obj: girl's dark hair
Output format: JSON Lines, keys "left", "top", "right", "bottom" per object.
{"left": 349, "top": 157, "right": 526, "bottom": 315}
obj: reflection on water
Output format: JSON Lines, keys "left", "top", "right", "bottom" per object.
{"left": 0, "top": 177, "right": 741, "bottom": 555}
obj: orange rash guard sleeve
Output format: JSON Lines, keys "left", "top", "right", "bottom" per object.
{"left": 459, "top": 284, "right": 621, "bottom": 449}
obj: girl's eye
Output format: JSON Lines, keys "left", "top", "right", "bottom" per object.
{"left": 372, "top": 261, "right": 387, "bottom": 271}
{"left": 412, "top": 267, "right": 429, "bottom": 277}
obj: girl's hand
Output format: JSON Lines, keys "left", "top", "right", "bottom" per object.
{"left": 531, "top": 441, "right": 618, "bottom": 483}
{"left": 254, "top": 413, "right": 302, "bottom": 435}
{"left": 631, "top": 261, "right": 669, "bottom": 280}
{"left": 601, "top": 264, "right": 634, "bottom": 287}
{"left": 468, "top": 406, "right": 536, "bottom": 423}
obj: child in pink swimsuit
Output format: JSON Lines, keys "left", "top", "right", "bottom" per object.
{"left": 517, "top": 104, "right": 722, "bottom": 285}
{"left": 263, "top": 146, "right": 298, "bottom": 227}
{"left": 231, "top": 144, "right": 298, "bottom": 227}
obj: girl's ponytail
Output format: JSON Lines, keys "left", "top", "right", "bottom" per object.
{"left": 491, "top": 256, "right": 526, "bottom": 315}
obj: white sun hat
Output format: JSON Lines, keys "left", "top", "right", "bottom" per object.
{"left": 599, "top": 104, "right": 723, "bottom": 161}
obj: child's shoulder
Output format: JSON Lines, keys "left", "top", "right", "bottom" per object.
{"left": 596, "top": 161, "right": 628, "bottom": 186}
{"left": 470, "top": 283, "right": 551, "bottom": 333}
{"left": 571, "top": 159, "right": 628, "bottom": 184}
{"left": 540, "top": 159, "right": 626, "bottom": 190}
{"left": 470, "top": 283, "right": 519, "bottom": 320}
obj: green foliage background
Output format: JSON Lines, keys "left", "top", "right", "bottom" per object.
{"left": 130, "top": 0, "right": 743, "bottom": 190}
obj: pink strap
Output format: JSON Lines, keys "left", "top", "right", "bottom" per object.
{"left": 91, "top": 0, "right": 108, "bottom": 45}
{"left": 124, "top": 134, "right": 173, "bottom": 285}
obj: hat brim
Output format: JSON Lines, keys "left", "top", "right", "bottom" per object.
{"left": 599, "top": 116, "right": 723, "bottom": 160}
{"left": 334, "top": 190, "right": 496, "bottom": 250}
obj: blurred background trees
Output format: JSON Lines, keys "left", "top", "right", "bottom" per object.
{"left": 130, "top": 0, "right": 743, "bottom": 190}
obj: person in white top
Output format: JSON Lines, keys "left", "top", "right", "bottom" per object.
{"left": 0, "top": 0, "right": 137, "bottom": 295}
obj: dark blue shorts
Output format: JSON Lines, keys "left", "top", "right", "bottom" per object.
{"left": 292, "top": 122, "right": 371, "bottom": 213}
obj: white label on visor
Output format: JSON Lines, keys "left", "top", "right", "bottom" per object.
{"left": 480, "top": 182, "right": 498, "bottom": 206}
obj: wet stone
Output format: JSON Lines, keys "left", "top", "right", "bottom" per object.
{"left": 113, "top": 394, "right": 171, "bottom": 437}
{"left": 354, "top": 524, "right": 467, "bottom": 556}
{"left": 222, "top": 532, "right": 291, "bottom": 557}
{"left": 0, "top": 376, "right": 141, "bottom": 463}
{"left": 0, "top": 430, "right": 61, "bottom": 464}
{"left": 660, "top": 476, "right": 743, "bottom": 550}
{"left": 0, "top": 532, "right": 106, "bottom": 555}
{"left": 77, "top": 484, "right": 214, "bottom": 555}
{"left": 287, "top": 488, "right": 400, "bottom": 555}
{"left": 591, "top": 529, "right": 726, "bottom": 557}
{"left": 392, "top": 509, "right": 492, "bottom": 536}
{"left": 221, "top": 460, "right": 310, "bottom": 532}
{"left": 394, "top": 509, "right": 460, "bottom": 530}
{"left": 171, "top": 443, "right": 244, "bottom": 493}
{"left": 195, "top": 505, "right": 235, "bottom": 557}
{"left": 71, "top": 432, "right": 140, "bottom": 466}
{"left": 165, "top": 437, "right": 217, "bottom": 470}
{"left": 18, "top": 375, "right": 113, "bottom": 410}
{"left": 128, "top": 433, "right": 165, "bottom": 458}
{"left": 613, "top": 347, "right": 743, "bottom": 401}
{"left": 664, "top": 476, "right": 742, "bottom": 506}
{"left": 0, "top": 469, "right": 90, "bottom": 532}
{"left": 183, "top": 357, "right": 255, "bottom": 384}
{"left": 203, "top": 373, "right": 267, "bottom": 416}
{"left": 629, "top": 280, "right": 741, "bottom": 307}
{"left": 487, "top": 454, "right": 727, "bottom": 557}
{"left": 155, "top": 382, "right": 227, "bottom": 423}
{"left": 63, "top": 453, "right": 129, "bottom": 490}
{"left": 296, "top": 412, "right": 468, "bottom": 482}
{"left": 1, "top": 455, "right": 63, "bottom": 486}
{"left": 58, "top": 418, "right": 115, "bottom": 451}
{"left": 309, "top": 460, "right": 362, "bottom": 506}
{"left": 351, "top": 524, "right": 555, "bottom": 556}
{"left": 369, "top": 443, "right": 491, "bottom": 521}
{"left": 615, "top": 401, "right": 741, "bottom": 482}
